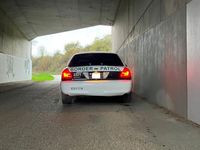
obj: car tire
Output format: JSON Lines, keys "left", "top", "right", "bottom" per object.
{"left": 122, "top": 93, "right": 132, "bottom": 103}
{"left": 61, "top": 93, "right": 74, "bottom": 104}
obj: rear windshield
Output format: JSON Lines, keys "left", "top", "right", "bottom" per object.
{"left": 68, "top": 53, "right": 124, "bottom": 67}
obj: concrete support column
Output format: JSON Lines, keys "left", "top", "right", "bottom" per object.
{"left": 0, "top": 8, "right": 32, "bottom": 83}
{"left": 187, "top": 0, "right": 200, "bottom": 124}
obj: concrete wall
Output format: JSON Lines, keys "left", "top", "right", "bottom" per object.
{"left": 0, "top": 8, "right": 32, "bottom": 83}
{"left": 112, "top": 0, "right": 189, "bottom": 117}
{"left": 187, "top": 0, "right": 200, "bottom": 124}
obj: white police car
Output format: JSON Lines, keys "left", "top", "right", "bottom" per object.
{"left": 60, "top": 52, "right": 133, "bottom": 104}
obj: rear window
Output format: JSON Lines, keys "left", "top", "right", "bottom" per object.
{"left": 68, "top": 53, "right": 124, "bottom": 67}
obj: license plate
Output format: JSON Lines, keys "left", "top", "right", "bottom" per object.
{"left": 92, "top": 72, "right": 101, "bottom": 79}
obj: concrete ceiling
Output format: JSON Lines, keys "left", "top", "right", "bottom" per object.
{"left": 0, "top": 0, "right": 120, "bottom": 40}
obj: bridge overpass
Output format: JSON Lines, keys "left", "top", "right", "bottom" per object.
{"left": 0, "top": 0, "right": 200, "bottom": 125}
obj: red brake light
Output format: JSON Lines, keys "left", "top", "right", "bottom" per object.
{"left": 62, "top": 68, "right": 73, "bottom": 81}
{"left": 120, "top": 67, "right": 131, "bottom": 79}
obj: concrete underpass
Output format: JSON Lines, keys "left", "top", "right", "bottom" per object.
{"left": 1, "top": 0, "right": 200, "bottom": 149}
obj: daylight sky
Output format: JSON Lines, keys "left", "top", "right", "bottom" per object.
{"left": 32, "top": 25, "right": 111, "bottom": 57}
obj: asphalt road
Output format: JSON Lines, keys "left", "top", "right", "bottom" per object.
{"left": 0, "top": 80, "right": 200, "bottom": 150}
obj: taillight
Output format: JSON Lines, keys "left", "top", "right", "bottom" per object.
{"left": 61, "top": 68, "right": 73, "bottom": 81}
{"left": 119, "top": 67, "right": 131, "bottom": 79}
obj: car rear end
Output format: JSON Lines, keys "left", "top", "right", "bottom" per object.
{"left": 60, "top": 53, "right": 133, "bottom": 104}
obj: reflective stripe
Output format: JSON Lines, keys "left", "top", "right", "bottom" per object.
{"left": 69, "top": 66, "right": 124, "bottom": 72}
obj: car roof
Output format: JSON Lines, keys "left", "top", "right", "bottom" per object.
{"left": 73, "top": 52, "right": 118, "bottom": 56}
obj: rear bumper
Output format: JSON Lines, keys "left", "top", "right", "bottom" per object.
{"left": 60, "top": 80, "right": 132, "bottom": 96}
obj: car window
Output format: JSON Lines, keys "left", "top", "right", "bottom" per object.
{"left": 68, "top": 53, "right": 124, "bottom": 67}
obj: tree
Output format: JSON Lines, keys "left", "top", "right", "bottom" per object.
{"left": 54, "top": 50, "right": 62, "bottom": 57}
{"left": 32, "top": 34, "right": 112, "bottom": 74}
{"left": 84, "top": 35, "right": 111, "bottom": 52}
{"left": 62, "top": 42, "right": 83, "bottom": 64}
{"left": 38, "top": 46, "right": 47, "bottom": 57}
{"left": 64, "top": 42, "right": 82, "bottom": 53}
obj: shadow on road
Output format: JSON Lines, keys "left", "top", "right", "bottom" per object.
{"left": 60, "top": 96, "right": 134, "bottom": 114}
{"left": 62, "top": 96, "right": 134, "bottom": 106}
{"left": 76, "top": 96, "right": 122, "bottom": 104}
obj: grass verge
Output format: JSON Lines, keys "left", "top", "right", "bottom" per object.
{"left": 32, "top": 73, "right": 54, "bottom": 82}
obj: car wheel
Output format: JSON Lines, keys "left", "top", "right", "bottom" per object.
{"left": 122, "top": 93, "right": 132, "bottom": 103}
{"left": 61, "top": 93, "right": 74, "bottom": 104}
